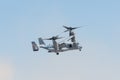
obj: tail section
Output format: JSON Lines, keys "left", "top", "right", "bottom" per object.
{"left": 38, "top": 38, "right": 45, "bottom": 45}
{"left": 31, "top": 41, "right": 39, "bottom": 51}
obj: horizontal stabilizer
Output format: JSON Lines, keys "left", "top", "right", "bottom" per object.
{"left": 31, "top": 41, "right": 39, "bottom": 51}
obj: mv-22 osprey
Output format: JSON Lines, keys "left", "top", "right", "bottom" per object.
{"left": 31, "top": 26, "right": 82, "bottom": 55}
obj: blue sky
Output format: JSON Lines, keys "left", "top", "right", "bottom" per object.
{"left": 0, "top": 0, "right": 120, "bottom": 80}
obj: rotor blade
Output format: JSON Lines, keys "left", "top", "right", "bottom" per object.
{"left": 57, "top": 37, "right": 64, "bottom": 39}
{"left": 74, "top": 25, "right": 87, "bottom": 29}
{"left": 63, "top": 25, "right": 69, "bottom": 29}
{"left": 43, "top": 38, "right": 52, "bottom": 40}
{"left": 71, "top": 26, "right": 84, "bottom": 30}
{"left": 72, "top": 27, "right": 81, "bottom": 29}
{"left": 64, "top": 29, "right": 69, "bottom": 32}
{"left": 74, "top": 27, "right": 80, "bottom": 29}
{"left": 54, "top": 35, "right": 64, "bottom": 39}
{"left": 43, "top": 36, "right": 63, "bottom": 40}
{"left": 63, "top": 25, "right": 80, "bottom": 30}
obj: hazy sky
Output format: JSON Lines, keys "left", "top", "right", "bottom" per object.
{"left": 0, "top": 0, "right": 120, "bottom": 80}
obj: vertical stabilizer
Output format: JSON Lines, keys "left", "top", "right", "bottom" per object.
{"left": 31, "top": 41, "right": 39, "bottom": 51}
{"left": 38, "top": 38, "right": 45, "bottom": 45}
